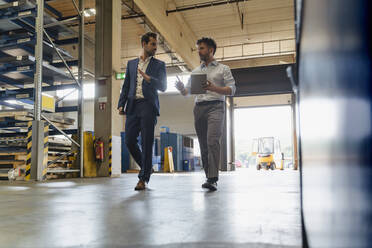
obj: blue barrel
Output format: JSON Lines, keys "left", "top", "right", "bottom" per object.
{"left": 183, "top": 160, "right": 190, "bottom": 171}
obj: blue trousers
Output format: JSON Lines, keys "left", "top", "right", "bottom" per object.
{"left": 125, "top": 99, "right": 157, "bottom": 183}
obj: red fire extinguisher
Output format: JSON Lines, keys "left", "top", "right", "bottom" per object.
{"left": 94, "top": 138, "right": 104, "bottom": 163}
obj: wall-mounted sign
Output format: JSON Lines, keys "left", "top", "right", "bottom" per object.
{"left": 115, "top": 72, "right": 126, "bottom": 80}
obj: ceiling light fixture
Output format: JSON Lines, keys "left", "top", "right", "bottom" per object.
{"left": 84, "top": 8, "right": 96, "bottom": 17}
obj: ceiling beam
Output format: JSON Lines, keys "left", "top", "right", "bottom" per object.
{"left": 122, "top": 0, "right": 188, "bottom": 72}
{"left": 165, "top": 0, "right": 249, "bottom": 15}
{"left": 231, "top": 1, "right": 244, "bottom": 30}
{"left": 221, "top": 54, "right": 296, "bottom": 69}
{"left": 120, "top": 54, "right": 296, "bottom": 70}
{"left": 134, "top": 0, "right": 200, "bottom": 69}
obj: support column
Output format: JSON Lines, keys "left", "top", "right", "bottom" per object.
{"left": 220, "top": 118, "right": 227, "bottom": 171}
{"left": 94, "top": 0, "right": 123, "bottom": 177}
{"left": 222, "top": 96, "right": 235, "bottom": 171}
{"left": 29, "top": 0, "right": 47, "bottom": 181}
{"left": 220, "top": 97, "right": 235, "bottom": 172}
{"left": 292, "top": 94, "right": 299, "bottom": 170}
{"left": 77, "top": 0, "right": 85, "bottom": 178}
{"left": 30, "top": 121, "right": 49, "bottom": 181}
{"left": 226, "top": 96, "right": 235, "bottom": 171}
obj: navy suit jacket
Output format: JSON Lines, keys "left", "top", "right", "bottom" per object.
{"left": 117, "top": 57, "right": 167, "bottom": 116}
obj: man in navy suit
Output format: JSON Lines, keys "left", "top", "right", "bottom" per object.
{"left": 117, "top": 32, "right": 167, "bottom": 190}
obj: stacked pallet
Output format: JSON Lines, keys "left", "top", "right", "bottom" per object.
{"left": 0, "top": 134, "right": 27, "bottom": 180}
{"left": 0, "top": 110, "right": 33, "bottom": 134}
{"left": 0, "top": 110, "right": 77, "bottom": 180}
{"left": 43, "top": 113, "right": 76, "bottom": 130}
{"left": 0, "top": 0, "right": 82, "bottom": 180}
{"left": 0, "top": 150, "right": 27, "bottom": 180}
{"left": 47, "top": 136, "right": 78, "bottom": 180}
{"left": 0, "top": 110, "right": 75, "bottom": 133}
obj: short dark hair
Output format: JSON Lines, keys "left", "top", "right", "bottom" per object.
{"left": 141, "top": 32, "right": 157, "bottom": 46}
{"left": 197, "top": 37, "right": 217, "bottom": 55}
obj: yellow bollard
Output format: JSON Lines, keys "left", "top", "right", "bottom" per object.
{"left": 163, "top": 146, "right": 175, "bottom": 173}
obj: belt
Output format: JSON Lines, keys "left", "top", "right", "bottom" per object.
{"left": 135, "top": 98, "right": 147, "bottom": 103}
{"left": 196, "top": 100, "right": 224, "bottom": 106}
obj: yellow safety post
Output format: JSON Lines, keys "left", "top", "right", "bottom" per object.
{"left": 83, "top": 132, "right": 97, "bottom": 177}
{"left": 41, "top": 123, "right": 49, "bottom": 180}
{"left": 280, "top": 158, "right": 284, "bottom": 170}
{"left": 25, "top": 122, "right": 32, "bottom": 181}
{"left": 163, "top": 146, "right": 174, "bottom": 173}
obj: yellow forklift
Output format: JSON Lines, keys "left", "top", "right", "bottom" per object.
{"left": 252, "top": 137, "right": 284, "bottom": 170}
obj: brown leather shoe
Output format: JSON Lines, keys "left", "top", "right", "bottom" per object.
{"left": 134, "top": 180, "right": 146, "bottom": 191}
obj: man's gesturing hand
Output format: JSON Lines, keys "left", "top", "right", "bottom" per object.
{"left": 138, "top": 69, "right": 151, "bottom": 83}
{"left": 175, "top": 80, "right": 185, "bottom": 92}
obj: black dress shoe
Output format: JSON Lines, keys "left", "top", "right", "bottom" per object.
{"left": 201, "top": 181, "right": 217, "bottom": 191}
{"left": 202, "top": 181, "right": 209, "bottom": 189}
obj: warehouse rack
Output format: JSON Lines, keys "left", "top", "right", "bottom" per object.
{"left": 0, "top": 0, "right": 85, "bottom": 180}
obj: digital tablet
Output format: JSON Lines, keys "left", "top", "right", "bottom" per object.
{"left": 190, "top": 74, "right": 207, "bottom": 94}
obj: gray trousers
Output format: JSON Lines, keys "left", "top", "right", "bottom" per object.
{"left": 194, "top": 101, "right": 225, "bottom": 180}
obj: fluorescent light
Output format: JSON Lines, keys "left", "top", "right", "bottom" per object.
{"left": 83, "top": 8, "right": 96, "bottom": 17}
{"left": 5, "top": 100, "right": 18, "bottom": 105}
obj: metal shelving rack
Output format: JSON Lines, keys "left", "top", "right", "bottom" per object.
{"left": 0, "top": 0, "right": 84, "bottom": 180}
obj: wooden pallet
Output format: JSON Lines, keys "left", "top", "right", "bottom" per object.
{"left": 49, "top": 146, "right": 72, "bottom": 152}
{"left": 48, "top": 151, "right": 75, "bottom": 155}
{"left": 0, "top": 152, "right": 27, "bottom": 161}
{"left": 0, "top": 111, "right": 33, "bottom": 122}
{"left": 0, "top": 137, "right": 27, "bottom": 141}
{"left": 49, "top": 136, "right": 72, "bottom": 146}
{"left": 43, "top": 113, "right": 75, "bottom": 126}
{"left": 48, "top": 162, "right": 72, "bottom": 168}
{"left": 0, "top": 162, "right": 26, "bottom": 180}
{"left": 0, "top": 110, "right": 75, "bottom": 130}
{"left": 0, "top": 151, "right": 77, "bottom": 180}
{"left": 0, "top": 152, "right": 27, "bottom": 180}
{"left": 0, "top": 160, "right": 25, "bottom": 165}
{"left": 0, "top": 173, "right": 9, "bottom": 179}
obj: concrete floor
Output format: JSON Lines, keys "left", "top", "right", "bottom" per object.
{"left": 0, "top": 169, "right": 301, "bottom": 248}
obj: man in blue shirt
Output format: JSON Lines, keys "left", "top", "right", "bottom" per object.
{"left": 118, "top": 32, "right": 167, "bottom": 190}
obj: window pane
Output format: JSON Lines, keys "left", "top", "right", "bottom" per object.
{"left": 56, "top": 83, "right": 95, "bottom": 100}
{"left": 161, "top": 75, "right": 190, "bottom": 94}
